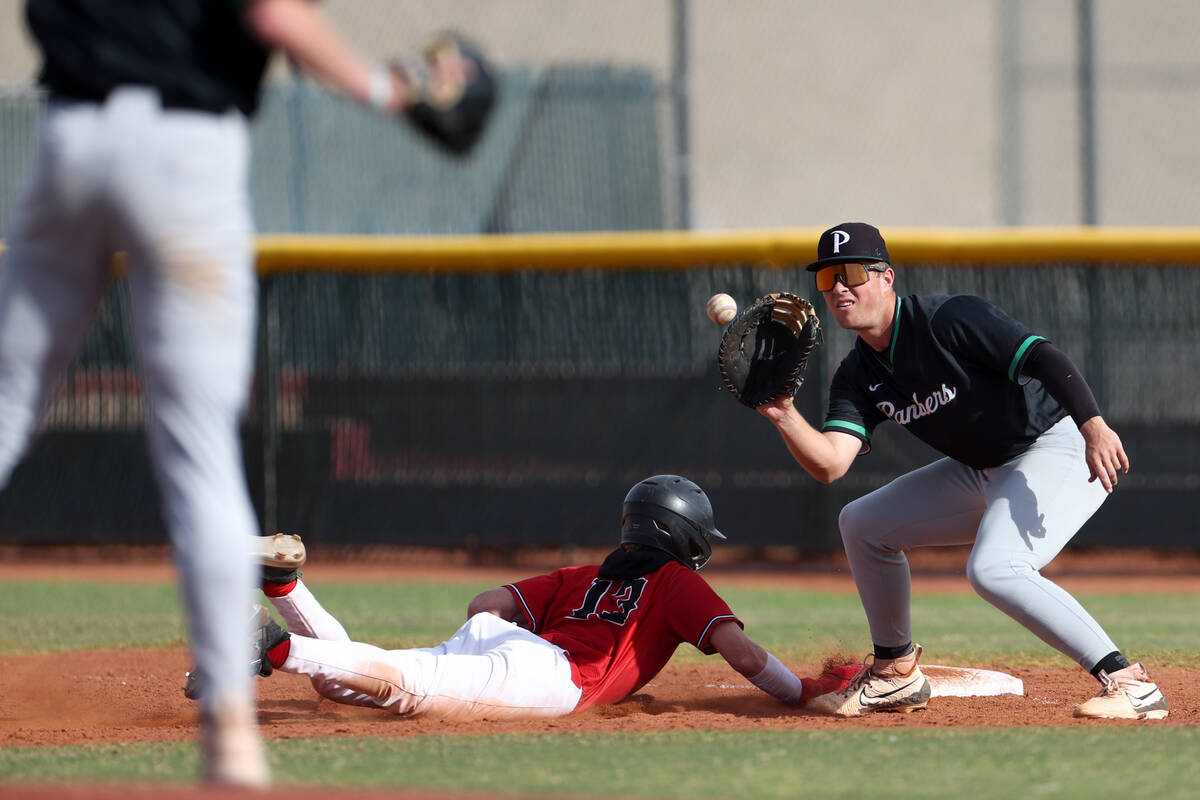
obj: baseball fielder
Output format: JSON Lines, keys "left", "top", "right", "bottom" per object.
{"left": 756, "top": 222, "right": 1167, "bottom": 720}
{"left": 3, "top": 0, "right": 491, "bottom": 787}
{"left": 243, "top": 477, "right": 857, "bottom": 719}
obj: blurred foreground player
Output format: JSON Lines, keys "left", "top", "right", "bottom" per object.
{"left": 3, "top": 0, "right": 494, "bottom": 786}
{"left": 244, "top": 476, "right": 857, "bottom": 719}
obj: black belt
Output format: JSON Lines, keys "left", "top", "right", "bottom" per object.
{"left": 49, "top": 87, "right": 233, "bottom": 115}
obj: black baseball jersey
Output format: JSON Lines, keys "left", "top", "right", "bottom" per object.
{"left": 25, "top": 0, "right": 271, "bottom": 116}
{"left": 823, "top": 294, "right": 1068, "bottom": 470}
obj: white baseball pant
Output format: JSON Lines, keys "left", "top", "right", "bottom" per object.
{"left": 838, "top": 417, "right": 1119, "bottom": 670}
{"left": 266, "top": 580, "right": 583, "bottom": 719}
{"left": 0, "top": 87, "right": 261, "bottom": 713}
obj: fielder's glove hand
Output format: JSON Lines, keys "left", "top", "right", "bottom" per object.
{"left": 392, "top": 32, "right": 497, "bottom": 155}
{"left": 717, "top": 291, "right": 821, "bottom": 407}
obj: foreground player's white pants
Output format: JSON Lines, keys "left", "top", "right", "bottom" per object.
{"left": 266, "top": 580, "right": 582, "bottom": 719}
{"left": 0, "top": 87, "right": 260, "bottom": 716}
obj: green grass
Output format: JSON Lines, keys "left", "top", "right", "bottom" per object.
{"left": 0, "top": 583, "right": 188, "bottom": 653}
{"left": 1, "top": 578, "right": 1197, "bottom": 798}
{"left": 3, "top": 729, "right": 1199, "bottom": 799}
{"left": 0, "top": 579, "right": 498, "bottom": 654}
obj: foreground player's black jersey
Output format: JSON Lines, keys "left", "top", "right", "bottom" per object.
{"left": 26, "top": 0, "right": 271, "bottom": 115}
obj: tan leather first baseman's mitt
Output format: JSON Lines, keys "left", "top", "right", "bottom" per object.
{"left": 717, "top": 292, "right": 820, "bottom": 407}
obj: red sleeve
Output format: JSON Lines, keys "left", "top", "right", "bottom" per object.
{"left": 661, "top": 567, "right": 740, "bottom": 654}
{"left": 505, "top": 569, "right": 566, "bottom": 633}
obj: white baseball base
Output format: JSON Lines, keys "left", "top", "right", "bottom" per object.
{"left": 922, "top": 665, "right": 1024, "bottom": 697}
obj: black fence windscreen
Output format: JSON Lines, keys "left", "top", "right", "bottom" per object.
{"left": 0, "top": 262, "right": 1196, "bottom": 554}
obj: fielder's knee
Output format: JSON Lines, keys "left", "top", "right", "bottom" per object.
{"left": 965, "top": 555, "right": 1036, "bottom": 602}
{"left": 837, "top": 498, "right": 869, "bottom": 544}
{"left": 838, "top": 496, "right": 894, "bottom": 554}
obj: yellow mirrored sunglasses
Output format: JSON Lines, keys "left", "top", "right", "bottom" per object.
{"left": 814, "top": 263, "right": 888, "bottom": 292}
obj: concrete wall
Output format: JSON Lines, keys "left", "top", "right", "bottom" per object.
{"left": 2, "top": 0, "right": 1198, "bottom": 229}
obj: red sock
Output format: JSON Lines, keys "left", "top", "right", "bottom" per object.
{"left": 268, "top": 639, "right": 291, "bottom": 670}
{"left": 262, "top": 579, "right": 297, "bottom": 598}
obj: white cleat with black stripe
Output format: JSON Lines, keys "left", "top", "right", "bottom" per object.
{"left": 1074, "top": 663, "right": 1169, "bottom": 720}
{"left": 806, "top": 645, "right": 932, "bottom": 717}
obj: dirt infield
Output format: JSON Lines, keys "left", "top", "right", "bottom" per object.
{"left": 2, "top": 648, "right": 1196, "bottom": 754}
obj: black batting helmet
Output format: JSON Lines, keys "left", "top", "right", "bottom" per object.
{"left": 620, "top": 475, "right": 726, "bottom": 571}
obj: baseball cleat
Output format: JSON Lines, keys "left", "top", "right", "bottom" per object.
{"left": 1073, "top": 663, "right": 1169, "bottom": 720}
{"left": 201, "top": 697, "right": 270, "bottom": 789}
{"left": 255, "top": 532, "right": 306, "bottom": 585}
{"left": 253, "top": 532, "right": 306, "bottom": 569}
{"left": 806, "top": 644, "right": 931, "bottom": 717}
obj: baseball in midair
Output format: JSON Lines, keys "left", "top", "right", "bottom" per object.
{"left": 706, "top": 292, "right": 738, "bottom": 325}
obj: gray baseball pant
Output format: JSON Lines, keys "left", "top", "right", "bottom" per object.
{"left": 838, "top": 417, "right": 1118, "bottom": 670}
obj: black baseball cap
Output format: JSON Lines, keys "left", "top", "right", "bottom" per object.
{"left": 805, "top": 222, "right": 891, "bottom": 271}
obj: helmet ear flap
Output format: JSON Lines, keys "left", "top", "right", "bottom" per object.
{"left": 687, "top": 532, "right": 713, "bottom": 570}
{"left": 621, "top": 512, "right": 699, "bottom": 569}
{"left": 654, "top": 518, "right": 713, "bottom": 570}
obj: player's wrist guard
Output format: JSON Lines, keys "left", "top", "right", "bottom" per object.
{"left": 749, "top": 652, "right": 806, "bottom": 705}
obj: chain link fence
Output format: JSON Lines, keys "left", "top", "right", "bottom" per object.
{"left": 0, "top": 252, "right": 1195, "bottom": 553}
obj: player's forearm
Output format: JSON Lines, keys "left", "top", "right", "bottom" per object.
{"left": 710, "top": 621, "right": 769, "bottom": 676}
{"left": 710, "top": 624, "right": 806, "bottom": 705}
{"left": 1020, "top": 342, "right": 1101, "bottom": 425}
{"left": 769, "top": 409, "right": 853, "bottom": 483}
{"left": 724, "top": 637, "right": 768, "bottom": 677}
{"left": 242, "top": 0, "right": 408, "bottom": 111}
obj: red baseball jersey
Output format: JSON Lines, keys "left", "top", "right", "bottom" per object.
{"left": 505, "top": 561, "right": 741, "bottom": 711}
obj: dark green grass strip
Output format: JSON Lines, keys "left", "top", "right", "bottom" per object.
{"left": 3, "top": 728, "right": 1199, "bottom": 799}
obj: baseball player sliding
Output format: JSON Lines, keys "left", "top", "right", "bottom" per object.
{"left": 756, "top": 222, "right": 1167, "bottom": 720}
{"left": 2, "top": 0, "right": 492, "bottom": 788}
{"left": 235, "top": 476, "right": 857, "bottom": 719}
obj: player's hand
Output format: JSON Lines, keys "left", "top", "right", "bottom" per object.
{"left": 1079, "top": 416, "right": 1129, "bottom": 493}
{"left": 393, "top": 39, "right": 469, "bottom": 110}
{"left": 755, "top": 393, "right": 796, "bottom": 425}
